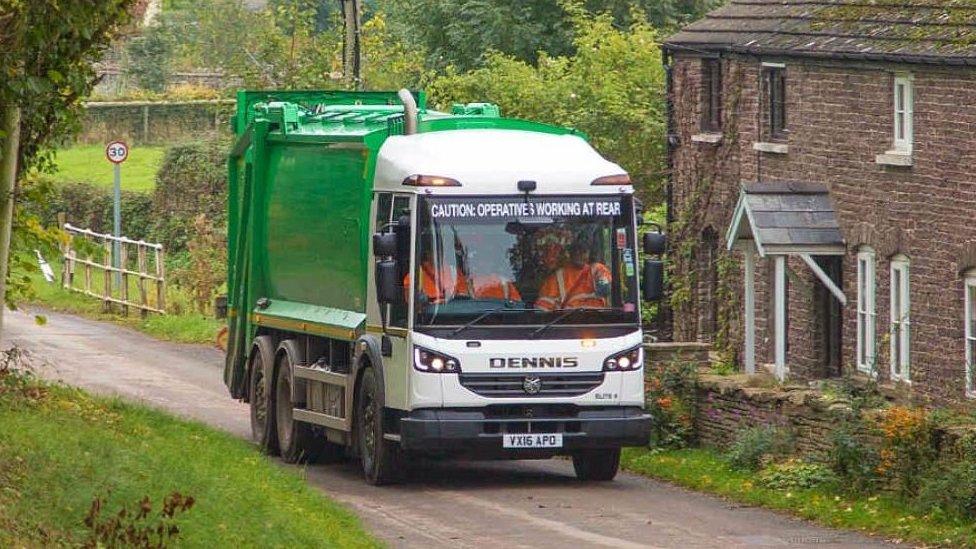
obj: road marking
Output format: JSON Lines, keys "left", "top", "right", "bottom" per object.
{"left": 440, "top": 490, "right": 662, "bottom": 549}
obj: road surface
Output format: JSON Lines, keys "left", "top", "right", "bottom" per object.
{"left": 5, "top": 308, "right": 894, "bottom": 548}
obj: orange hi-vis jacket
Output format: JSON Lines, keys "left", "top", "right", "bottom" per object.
{"left": 536, "top": 263, "right": 611, "bottom": 311}
{"left": 468, "top": 274, "right": 522, "bottom": 301}
{"left": 404, "top": 262, "right": 469, "bottom": 303}
{"left": 405, "top": 263, "right": 522, "bottom": 303}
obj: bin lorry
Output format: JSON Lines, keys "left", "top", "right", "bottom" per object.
{"left": 223, "top": 89, "right": 662, "bottom": 485}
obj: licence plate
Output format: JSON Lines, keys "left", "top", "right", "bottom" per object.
{"left": 503, "top": 433, "right": 563, "bottom": 449}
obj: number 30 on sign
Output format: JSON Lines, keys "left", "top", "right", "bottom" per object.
{"left": 105, "top": 141, "right": 129, "bottom": 164}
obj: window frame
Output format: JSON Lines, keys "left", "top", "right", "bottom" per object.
{"left": 893, "top": 74, "right": 914, "bottom": 153}
{"left": 765, "top": 66, "right": 787, "bottom": 140}
{"left": 856, "top": 247, "right": 877, "bottom": 375}
{"left": 889, "top": 255, "right": 911, "bottom": 382}
{"left": 966, "top": 272, "right": 976, "bottom": 398}
{"left": 701, "top": 58, "right": 722, "bottom": 133}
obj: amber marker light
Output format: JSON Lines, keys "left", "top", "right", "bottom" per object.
{"left": 581, "top": 338, "right": 597, "bottom": 348}
{"left": 403, "top": 174, "right": 462, "bottom": 187}
{"left": 591, "top": 174, "right": 631, "bottom": 186}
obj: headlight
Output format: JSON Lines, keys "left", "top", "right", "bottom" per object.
{"left": 603, "top": 345, "right": 642, "bottom": 372}
{"left": 413, "top": 346, "right": 461, "bottom": 373}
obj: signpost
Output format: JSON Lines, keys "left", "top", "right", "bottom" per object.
{"left": 105, "top": 141, "right": 128, "bottom": 286}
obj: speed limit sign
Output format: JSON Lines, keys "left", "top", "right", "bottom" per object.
{"left": 105, "top": 141, "right": 129, "bottom": 164}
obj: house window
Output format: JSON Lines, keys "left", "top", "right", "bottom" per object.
{"left": 893, "top": 74, "right": 914, "bottom": 152}
{"left": 966, "top": 272, "right": 976, "bottom": 397}
{"left": 765, "top": 66, "right": 787, "bottom": 139}
{"left": 856, "top": 247, "right": 876, "bottom": 374}
{"left": 701, "top": 58, "right": 722, "bottom": 132}
{"left": 890, "top": 255, "right": 911, "bottom": 381}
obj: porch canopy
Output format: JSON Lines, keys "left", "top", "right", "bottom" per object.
{"left": 725, "top": 182, "right": 846, "bottom": 379}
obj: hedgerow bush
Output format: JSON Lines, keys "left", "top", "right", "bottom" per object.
{"left": 826, "top": 422, "right": 881, "bottom": 494}
{"left": 151, "top": 139, "right": 228, "bottom": 252}
{"left": 757, "top": 459, "right": 837, "bottom": 491}
{"left": 644, "top": 359, "right": 697, "bottom": 449}
{"left": 726, "top": 425, "right": 795, "bottom": 472}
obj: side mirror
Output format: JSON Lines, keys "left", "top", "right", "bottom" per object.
{"left": 643, "top": 232, "right": 666, "bottom": 256}
{"left": 642, "top": 259, "right": 664, "bottom": 302}
{"left": 376, "top": 259, "right": 399, "bottom": 304}
{"left": 373, "top": 232, "right": 397, "bottom": 257}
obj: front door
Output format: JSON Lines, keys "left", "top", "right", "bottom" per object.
{"left": 814, "top": 256, "right": 843, "bottom": 377}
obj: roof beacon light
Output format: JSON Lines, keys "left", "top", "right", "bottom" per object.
{"left": 403, "top": 174, "right": 461, "bottom": 187}
{"left": 591, "top": 174, "right": 632, "bottom": 186}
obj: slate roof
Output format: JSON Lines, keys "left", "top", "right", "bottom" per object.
{"left": 666, "top": 0, "right": 976, "bottom": 65}
{"left": 726, "top": 181, "right": 845, "bottom": 255}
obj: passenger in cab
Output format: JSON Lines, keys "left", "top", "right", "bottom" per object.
{"left": 535, "top": 238, "right": 611, "bottom": 311}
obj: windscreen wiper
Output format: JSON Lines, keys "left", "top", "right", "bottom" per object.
{"left": 530, "top": 307, "right": 616, "bottom": 338}
{"left": 450, "top": 307, "right": 540, "bottom": 336}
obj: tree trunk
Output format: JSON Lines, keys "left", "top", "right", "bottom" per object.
{"left": 0, "top": 104, "right": 22, "bottom": 337}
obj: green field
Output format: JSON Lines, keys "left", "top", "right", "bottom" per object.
{"left": 52, "top": 145, "right": 165, "bottom": 192}
{"left": 0, "top": 371, "right": 378, "bottom": 547}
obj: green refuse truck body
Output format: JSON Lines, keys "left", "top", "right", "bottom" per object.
{"left": 224, "top": 89, "right": 657, "bottom": 484}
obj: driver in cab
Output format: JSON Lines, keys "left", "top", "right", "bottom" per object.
{"left": 535, "top": 238, "right": 611, "bottom": 311}
{"left": 404, "top": 236, "right": 521, "bottom": 303}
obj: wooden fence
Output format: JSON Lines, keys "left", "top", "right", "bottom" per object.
{"left": 61, "top": 223, "right": 166, "bottom": 315}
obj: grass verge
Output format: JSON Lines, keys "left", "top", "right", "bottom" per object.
{"left": 52, "top": 144, "right": 165, "bottom": 192}
{"left": 0, "top": 367, "right": 378, "bottom": 547}
{"left": 28, "top": 264, "right": 221, "bottom": 345}
{"left": 622, "top": 447, "right": 976, "bottom": 547}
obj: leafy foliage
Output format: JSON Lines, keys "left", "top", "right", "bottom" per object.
{"left": 826, "top": 422, "right": 881, "bottom": 494}
{"left": 151, "top": 139, "right": 227, "bottom": 251}
{"left": 83, "top": 492, "right": 195, "bottom": 548}
{"left": 382, "top": 0, "right": 722, "bottom": 71}
{"left": 644, "top": 359, "right": 697, "bottom": 448}
{"left": 126, "top": 19, "right": 176, "bottom": 93}
{"left": 757, "top": 459, "right": 838, "bottom": 491}
{"left": 726, "top": 425, "right": 795, "bottom": 471}
{"left": 877, "top": 406, "right": 938, "bottom": 498}
{"left": 428, "top": 5, "right": 667, "bottom": 201}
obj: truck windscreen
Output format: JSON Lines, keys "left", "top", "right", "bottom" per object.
{"left": 412, "top": 195, "right": 640, "bottom": 333}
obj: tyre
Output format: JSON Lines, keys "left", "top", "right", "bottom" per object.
{"left": 356, "top": 366, "right": 401, "bottom": 485}
{"left": 248, "top": 336, "right": 278, "bottom": 454}
{"left": 275, "top": 344, "right": 325, "bottom": 464}
{"left": 572, "top": 448, "right": 621, "bottom": 481}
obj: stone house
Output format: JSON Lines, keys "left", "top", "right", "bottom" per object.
{"left": 663, "top": 1, "right": 976, "bottom": 405}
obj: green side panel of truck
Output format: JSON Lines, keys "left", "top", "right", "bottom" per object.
{"left": 223, "top": 89, "right": 585, "bottom": 397}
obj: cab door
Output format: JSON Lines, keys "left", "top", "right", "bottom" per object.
{"left": 367, "top": 192, "right": 414, "bottom": 410}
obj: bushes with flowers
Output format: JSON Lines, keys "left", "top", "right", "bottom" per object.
{"left": 643, "top": 359, "right": 697, "bottom": 448}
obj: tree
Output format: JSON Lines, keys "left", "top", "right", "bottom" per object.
{"left": 428, "top": 5, "right": 666, "bottom": 202}
{"left": 0, "top": 0, "right": 135, "bottom": 333}
{"left": 381, "top": 0, "right": 723, "bottom": 72}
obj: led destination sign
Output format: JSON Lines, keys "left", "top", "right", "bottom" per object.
{"left": 430, "top": 199, "right": 622, "bottom": 219}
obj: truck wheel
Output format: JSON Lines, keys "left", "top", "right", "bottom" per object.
{"left": 572, "top": 448, "right": 621, "bottom": 481}
{"left": 275, "top": 349, "right": 324, "bottom": 464}
{"left": 356, "top": 367, "right": 401, "bottom": 485}
{"left": 248, "top": 336, "right": 278, "bottom": 455}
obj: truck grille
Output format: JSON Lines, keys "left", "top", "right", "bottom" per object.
{"left": 459, "top": 372, "right": 605, "bottom": 398}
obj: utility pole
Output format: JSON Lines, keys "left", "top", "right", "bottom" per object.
{"left": 338, "top": 0, "right": 363, "bottom": 90}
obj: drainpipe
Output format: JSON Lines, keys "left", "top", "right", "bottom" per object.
{"left": 398, "top": 89, "right": 418, "bottom": 135}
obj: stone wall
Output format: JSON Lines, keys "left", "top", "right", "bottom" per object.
{"left": 695, "top": 374, "right": 859, "bottom": 456}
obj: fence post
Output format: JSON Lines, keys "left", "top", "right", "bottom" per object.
{"left": 155, "top": 247, "right": 166, "bottom": 313}
{"left": 142, "top": 104, "right": 150, "bottom": 143}
{"left": 137, "top": 244, "right": 148, "bottom": 318}
{"left": 119, "top": 243, "right": 129, "bottom": 317}
{"left": 102, "top": 240, "right": 113, "bottom": 313}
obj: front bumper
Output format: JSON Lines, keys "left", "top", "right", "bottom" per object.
{"left": 399, "top": 405, "right": 651, "bottom": 454}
